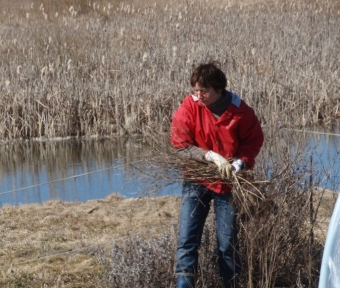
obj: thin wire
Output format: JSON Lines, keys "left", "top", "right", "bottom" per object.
{"left": 0, "top": 160, "right": 145, "bottom": 196}
{"left": 0, "top": 221, "right": 177, "bottom": 269}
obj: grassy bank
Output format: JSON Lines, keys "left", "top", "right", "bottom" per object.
{"left": 0, "top": 0, "right": 339, "bottom": 140}
{"left": 0, "top": 195, "right": 181, "bottom": 287}
{"left": 0, "top": 188, "right": 336, "bottom": 287}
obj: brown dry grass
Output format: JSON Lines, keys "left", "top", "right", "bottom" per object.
{"left": 0, "top": 189, "right": 336, "bottom": 287}
{"left": 0, "top": 194, "right": 181, "bottom": 287}
{"left": 0, "top": 0, "right": 339, "bottom": 140}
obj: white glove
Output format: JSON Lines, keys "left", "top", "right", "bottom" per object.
{"left": 231, "top": 159, "right": 245, "bottom": 174}
{"left": 205, "top": 151, "right": 232, "bottom": 179}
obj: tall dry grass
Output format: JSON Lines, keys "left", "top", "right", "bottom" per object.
{"left": 0, "top": 0, "right": 339, "bottom": 141}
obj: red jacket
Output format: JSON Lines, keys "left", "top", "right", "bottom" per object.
{"left": 171, "top": 93, "right": 264, "bottom": 193}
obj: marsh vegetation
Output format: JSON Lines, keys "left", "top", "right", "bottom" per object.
{"left": 0, "top": 0, "right": 339, "bottom": 140}
{"left": 0, "top": 0, "right": 339, "bottom": 287}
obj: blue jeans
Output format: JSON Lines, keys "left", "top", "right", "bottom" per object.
{"left": 175, "top": 181, "right": 241, "bottom": 283}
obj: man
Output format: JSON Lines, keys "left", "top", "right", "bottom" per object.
{"left": 170, "top": 62, "right": 264, "bottom": 288}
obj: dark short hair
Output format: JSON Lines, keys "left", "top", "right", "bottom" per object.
{"left": 190, "top": 62, "right": 227, "bottom": 90}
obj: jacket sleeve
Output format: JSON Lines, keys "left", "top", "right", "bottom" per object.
{"left": 171, "top": 99, "right": 209, "bottom": 162}
{"left": 170, "top": 102, "right": 195, "bottom": 149}
{"left": 234, "top": 105, "right": 264, "bottom": 169}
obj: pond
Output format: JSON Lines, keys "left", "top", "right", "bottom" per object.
{"left": 0, "top": 136, "right": 182, "bottom": 207}
{"left": 0, "top": 127, "right": 339, "bottom": 207}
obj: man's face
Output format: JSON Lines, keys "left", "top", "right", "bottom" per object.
{"left": 193, "top": 83, "right": 222, "bottom": 106}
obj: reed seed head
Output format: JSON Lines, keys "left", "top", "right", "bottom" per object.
{"left": 16, "top": 65, "right": 22, "bottom": 75}
{"left": 142, "top": 52, "right": 148, "bottom": 63}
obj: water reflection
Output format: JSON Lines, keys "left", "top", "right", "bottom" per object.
{"left": 0, "top": 137, "right": 181, "bottom": 207}
{"left": 272, "top": 127, "right": 340, "bottom": 191}
{"left": 297, "top": 127, "right": 340, "bottom": 190}
{"left": 0, "top": 128, "right": 339, "bottom": 207}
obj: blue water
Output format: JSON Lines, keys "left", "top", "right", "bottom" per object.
{"left": 0, "top": 129, "right": 339, "bottom": 207}
{"left": 0, "top": 138, "right": 181, "bottom": 207}
{"left": 303, "top": 129, "right": 340, "bottom": 190}
{"left": 0, "top": 165, "right": 181, "bottom": 207}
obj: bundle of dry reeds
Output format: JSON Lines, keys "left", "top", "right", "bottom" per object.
{"left": 155, "top": 150, "right": 268, "bottom": 207}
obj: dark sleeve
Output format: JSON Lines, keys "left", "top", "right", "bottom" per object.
{"left": 175, "top": 146, "right": 208, "bottom": 163}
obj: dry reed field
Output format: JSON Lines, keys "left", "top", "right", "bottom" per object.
{"left": 0, "top": 0, "right": 339, "bottom": 140}
{"left": 1, "top": 0, "right": 340, "bottom": 287}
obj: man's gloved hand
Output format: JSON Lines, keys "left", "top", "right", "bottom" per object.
{"left": 205, "top": 151, "right": 232, "bottom": 179}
